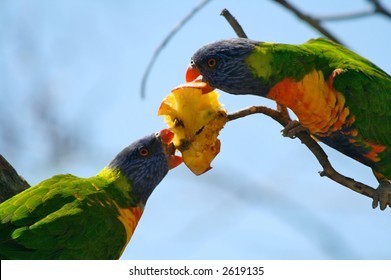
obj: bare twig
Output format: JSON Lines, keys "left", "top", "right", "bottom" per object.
{"left": 272, "top": 0, "right": 344, "bottom": 45}
{"left": 140, "top": 0, "right": 213, "bottom": 99}
{"left": 227, "top": 106, "right": 376, "bottom": 201}
{"left": 316, "top": 10, "right": 374, "bottom": 22}
{"left": 370, "top": 0, "right": 391, "bottom": 18}
{"left": 228, "top": 105, "right": 282, "bottom": 123}
{"left": 220, "top": 9, "right": 248, "bottom": 38}
{"left": 313, "top": 0, "right": 391, "bottom": 22}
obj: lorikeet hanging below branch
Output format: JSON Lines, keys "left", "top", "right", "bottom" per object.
{"left": 0, "top": 129, "right": 182, "bottom": 259}
{"left": 186, "top": 38, "right": 391, "bottom": 210}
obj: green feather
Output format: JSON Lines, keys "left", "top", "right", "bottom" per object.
{"left": 0, "top": 169, "right": 133, "bottom": 259}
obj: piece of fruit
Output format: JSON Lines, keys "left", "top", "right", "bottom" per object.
{"left": 158, "top": 83, "right": 227, "bottom": 175}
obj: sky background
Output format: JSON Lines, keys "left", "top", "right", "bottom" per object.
{"left": 1, "top": 0, "right": 390, "bottom": 259}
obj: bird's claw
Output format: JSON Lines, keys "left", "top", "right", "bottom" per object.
{"left": 372, "top": 180, "right": 391, "bottom": 210}
{"left": 281, "top": 120, "right": 309, "bottom": 139}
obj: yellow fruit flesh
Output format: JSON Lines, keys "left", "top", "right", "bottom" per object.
{"left": 158, "top": 85, "right": 227, "bottom": 175}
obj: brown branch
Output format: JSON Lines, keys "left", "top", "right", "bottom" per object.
{"left": 316, "top": 10, "right": 375, "bottom": 22}
{"left": 271, "top": 0, "right": 344, "bottom": 45}
{"left": 311, "top": 0, "right": 391, "bottom": 22}
{"left": 227, "top": 106, "right": 377, "bottom": 202}
{"left": 370, "top": 0, "right": 391, "bottom": 18}
{"left": 0, "top": 154, "right": 30, "bottom": 203}
{"left": 220, "top": 9, "right": 248, "bottom": 38}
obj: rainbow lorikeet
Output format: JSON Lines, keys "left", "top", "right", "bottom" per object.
{"left": 186, "top": 38, "right": 391, "bottom": 210}
{"left": 0, "top": 129, "right": 182, "bottom": 259}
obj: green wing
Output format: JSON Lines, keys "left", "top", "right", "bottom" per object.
{"left": 0, "top": 174, "right": 129, "bottom": 259}
{"left": 332, "top": 61, "right": 391, "bottom": 179}
{"left": 332, "top": 67, "right": 391, "bottom": 145}
{"left": 304, "top": 39, "right": 391, "bottom": 178}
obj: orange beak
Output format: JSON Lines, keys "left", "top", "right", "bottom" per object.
{"left": 185, "top": 64, "right": 202, "bottom": 82}
{"left": 185, "top": 64, "right": 215, "bottom": 94}
{"left": 160, "top": 128, "right": 175, "bottom": 144}
{"left": 159, "top": 129, "right": 183, "bottom": 170}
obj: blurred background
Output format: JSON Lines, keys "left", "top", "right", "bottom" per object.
{"left": 0, "top": 0, "right": 390, "bottom": 259}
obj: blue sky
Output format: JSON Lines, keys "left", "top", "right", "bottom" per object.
{"left": 1, "top": 0, "right": 390, "bottom": 259}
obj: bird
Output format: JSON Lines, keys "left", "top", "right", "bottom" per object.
{"left": 0, "top": 129, "right": 182, "bottom": 259}
{"left": 186, "top": 37, "right": 391, "bottom": 210}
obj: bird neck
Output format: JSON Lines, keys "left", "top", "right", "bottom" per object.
{"left": 97, "top": 167, "right": 142, "bottom": 208}
{"left": 245, "top": 42, "right": 316, "bottom": 95}
{"left": 97, "top": 167, "right": 145, "bottom": 255}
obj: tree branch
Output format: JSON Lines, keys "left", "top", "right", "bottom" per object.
{"left": 271, "top": 0, "right": 344, "bottom": 45}
{"left": 220, "top": 9, "right": 248, "bottom": 38}
{"left": 315, "top": 10, "right": 375, "bottom": 22}
{"left": 227, "top": 106, "right": 376, "bottom": 201}
{"left": 370, "top": 0, "right": 391, "bottom": 18}
{"left": 304, "top": 0, "right": 391, "bottom": 22}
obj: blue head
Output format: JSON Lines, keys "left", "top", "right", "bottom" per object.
{"left": 108, "top": 129, "right": 181, "bottom": 205}
{"left": 186, "top": 38, "right": 268, "bottom": 95}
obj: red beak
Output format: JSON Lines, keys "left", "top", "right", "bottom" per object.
{"left": 159, "top": 129, "right": 183, "bottom": 170}
{"left": 185, "top": 64, "right": 215, "bottom": 94}
{"left": 185, "top": 64, "right": 202, "bottom": 82}
{"left": 168, "top": 155, "right": 183, "bottom": 170}
{"left": 160, "top": 129, "right": 175, "bottom": 145}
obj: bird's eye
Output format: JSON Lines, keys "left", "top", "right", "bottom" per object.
{"left": 207, "top": 58, "right": 217, "bottom": 68}
{"left": 139, "top": 147, "right": 149, "bottom": 157}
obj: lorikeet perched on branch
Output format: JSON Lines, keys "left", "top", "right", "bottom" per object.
{"left": 186, "top": 38, "right": 391, "bottom": 210}
{"left": 0, "top": 129, "right": 182, "bottom": 259}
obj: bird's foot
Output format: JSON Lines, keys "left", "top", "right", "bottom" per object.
{"left": 281, "top": 120, "right": 309, "bottom": 139}
{"left": 372, "top": 180, "right": 391, "bottom": 210}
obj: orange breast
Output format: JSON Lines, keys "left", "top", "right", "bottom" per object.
{"left": 267, "top": 70, "right": 387, "bottom": 173}
{"left": 267, "top": 70, "right": 353, "bottom": 137}
{"left": 115, "top": 204, "right": 143, "bottom": 255}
